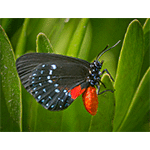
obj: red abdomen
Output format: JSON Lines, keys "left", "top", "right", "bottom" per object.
{"left": 82, "top": 86, "right": 98, "bottom": 116}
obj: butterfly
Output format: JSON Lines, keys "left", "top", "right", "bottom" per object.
{"left": 16, "top": 40, "right": 120, "bottom": 116}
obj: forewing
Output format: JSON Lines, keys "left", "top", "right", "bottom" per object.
{"left": 16, "top": 53, "right": 90, "bottom": 111}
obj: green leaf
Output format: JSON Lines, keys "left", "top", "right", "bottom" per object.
{"left": 60, "top": 96, "right": 91, "bottom": 131}
{"left": 118, "top": 67, "right": 150, "bottom": 131}
{"left": 54, "top": 18, "right": 80, "bottom": 55}
{"left": 36, "top": 32, "right": 53, "bottom": 53}
{"left": 140, "top": 18, "right": 150, "bottom": 79}
{"left": 0, "top": 25, "right": 22, "bottom": 131}
{"left": 67, "top": 18, "right": 90, "bottom": 57}
{"left": 89, "top": 74, "right": 115, "bottom": 132}
{"left": 34, "top": 108, "right": 63, "bottom": 132}
{"left": 15, "top": 18, "right": 30, "bottom": 59}
{"left": 22, "top": 87, "right": 37, "bottom": 131}
{"left": 113, "top": 20, "right": 144, "bottom": 131}
{"left": 143, "top": 18, "right": 150, "bottom": 55}
{"left": 26, "top": 18, "right": 62, "bottom": 51}
{"left": 1, "top": 18, "right": 24, "bottom": 40}
{"left": 78, "top": 21, "right": 92, "bottom": 60}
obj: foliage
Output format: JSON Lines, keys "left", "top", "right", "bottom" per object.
{"left": 0, "top": 18, "right": 149, "bottom": 132}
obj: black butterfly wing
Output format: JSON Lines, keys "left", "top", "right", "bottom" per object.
{"left": 16, "top": 53, "right": 90, "bottom": 111}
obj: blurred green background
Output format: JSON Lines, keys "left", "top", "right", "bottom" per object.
{"left": 0, "top": 18, "right": 149, "bottom": 132}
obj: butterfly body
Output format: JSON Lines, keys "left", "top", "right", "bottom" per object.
{"left": 16, "top": 41, "right": 120, "bottom": 115}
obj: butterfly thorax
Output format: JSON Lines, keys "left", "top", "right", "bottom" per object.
{"left": 87, "top": 60, "right": 102, "bottom": 86}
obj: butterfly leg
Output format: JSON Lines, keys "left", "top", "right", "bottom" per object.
{"left": 96, "top": 82, "right": 105, "bottom": 94}
{"left": 96, "top": 84, "right": 114, "bottom": 95}
{"left": 96, "top": 84, "right": 100, "bottom": 95}
{"left": 100, "top": 69, "right": 114, "bottom": 82}
{"left": 100, "top": 80, "right": 106, "bottom": 88}
{"left": 98, "top": 89, "right": 114, "bottom": 95}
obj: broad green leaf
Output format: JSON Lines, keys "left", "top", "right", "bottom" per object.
{"left": 0, "top": 25, "right": 22, "bottom": 131}
{"left": 1, "top": 18, "right": 24, "bottom": 40}
{"left": 15, "top": 18, "right": 30, "bottom": 59}
{"left": 143, "top": 18, "right": 150, "bottom": 53}
{"left": 22, "top": 87, "right": 37, "bottom": 131}
{"left": 34, "top": 107, "right": 63, "bottom": 132}
{"left": 78, "top": 21, "right": 92, "bottom": 60}
{"left": 48, "top": 18, "right": 69, "bottom": 50}
{"left": 36, "top": 32, "right": 53, "bottom": 53}
{"left": 67, "top": 18, "right": 90, "bottom": 57}
{"left": 89, "top": 74, "right": 115, "bottom": 132}
{"left": 54, "top": 18, "right": 80, "bottom": 55}
{"left": 26, "top": 18, "right": 62, "bottom": 51}
{"left": 118, "top": 67, "right": 150, "bottom": 131}
{"left": 113, "top": 20, "right": 144, "bottom": 131}
{"left": 140, "top": 18, "right": 150, "bottom": 79}
{"left": 61, "top": 96, "right": 91, "bottom": 131}
{"left": 1, "top": 19, "right": 13, "bottom": 32}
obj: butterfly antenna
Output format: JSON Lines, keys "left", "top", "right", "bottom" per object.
{"left": 96, "top": 40, "right": 121, "bottom": 61}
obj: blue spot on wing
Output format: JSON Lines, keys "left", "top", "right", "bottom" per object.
{"left": 28, "top": 63, "right": 74, "bottom": 111}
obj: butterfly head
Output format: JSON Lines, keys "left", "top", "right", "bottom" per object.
{"left": 87, "top": 40, "right": 121, "bottom": 87}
